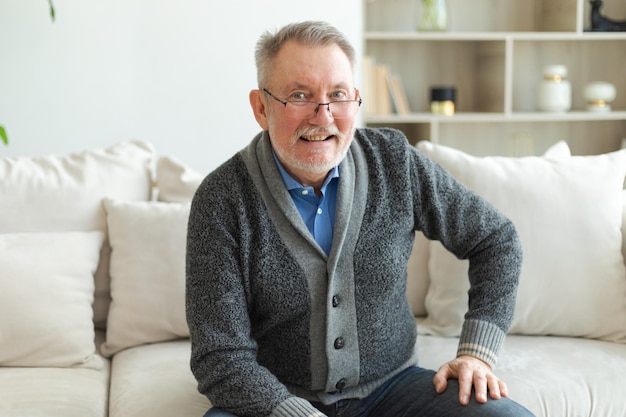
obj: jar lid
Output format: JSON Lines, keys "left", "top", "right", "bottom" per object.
{"left": 431, "top": 87, "right": 456, "bottom": 102}
{"left": 543, "top": 65, "right": 568, "bottom": 77}
{"left": 583, "top": 81, "right": 616, "bottom": 101}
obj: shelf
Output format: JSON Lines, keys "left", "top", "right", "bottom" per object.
{"left": 365, "top": 31, "right": 626, "bottom": 41}
{"left": 365, "top": 111, "right": 626, "bottom": 124}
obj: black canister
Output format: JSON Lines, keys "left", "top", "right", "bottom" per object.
{"left": 430, "top": 87, "right": 456, "bottom": 115}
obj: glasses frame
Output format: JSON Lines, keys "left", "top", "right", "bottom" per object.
{"left": 262, "top": 88, "right": 362, "bottom": 120}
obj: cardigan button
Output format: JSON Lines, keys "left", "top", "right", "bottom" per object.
{"left": 335, "top": 378, "right": 347, "bottom": 391}
{"left": 332, "top": 295, "right": 340, "bottom": 307}
{"left": 334, "top": 337, "right": 345, "bottom": 349}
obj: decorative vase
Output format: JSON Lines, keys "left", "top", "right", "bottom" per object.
{"left": 537, "top": 65, "right": 571, "bottom": 113}
{"left": 418, "top": 0, "right": 448, "bottom": 31}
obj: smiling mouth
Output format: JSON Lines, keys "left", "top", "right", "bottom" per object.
{"left": 301, "top": 135, "right": 334, "bottom": 142}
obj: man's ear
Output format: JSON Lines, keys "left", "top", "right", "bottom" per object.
{"left": 249, "top": 89, "right": 269, "bottom": 131}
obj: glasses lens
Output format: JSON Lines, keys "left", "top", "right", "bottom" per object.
{"left": 285, "top": 102, "right": 318, "bottom": 119}
{"left": 285, "top": 100, "right": 360, "bottom": 120}
{"left": 330, "top": 101, "right": 357, "bottom": 119}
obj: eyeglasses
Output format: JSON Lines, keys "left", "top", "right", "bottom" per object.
{"left": 262, "top": 88, "right": 362, "bottom": 120}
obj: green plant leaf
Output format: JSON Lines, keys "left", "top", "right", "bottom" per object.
{"left": 0, "top": 125, "right": 8, "bottom": 145}
{"left": 49, "top": 0, "right": 55, "bottom": 22}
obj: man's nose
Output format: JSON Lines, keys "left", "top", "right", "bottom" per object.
{"left": 309, "top": 103, "right": 334, "bottom": 125}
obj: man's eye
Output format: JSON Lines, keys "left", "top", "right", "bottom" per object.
{"left": 291, "top": 92, "right": 306, "bottom": 101}
{"left": 331, "top": 91, "right": 347, "bottom": 100}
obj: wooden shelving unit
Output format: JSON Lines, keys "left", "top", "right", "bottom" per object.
{"left": 362, "top": 0, "right": 626, "bottom": 156}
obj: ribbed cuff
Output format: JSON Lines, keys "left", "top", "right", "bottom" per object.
{"left": 270, "top": 396, "right": 327, "bottom": 417}
{"left": 457, "top": 319, "right": 506, "bottom": 368}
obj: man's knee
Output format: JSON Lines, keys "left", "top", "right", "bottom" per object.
{"left": 438, "top": 380, "right": 535, "bottom": 417}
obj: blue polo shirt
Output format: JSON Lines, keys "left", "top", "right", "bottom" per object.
{"left": 273, "top": 153, "right": 338, "bottom": 255}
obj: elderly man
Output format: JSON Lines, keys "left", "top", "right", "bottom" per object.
{"left": 186, "top": 20, "right": 535, "bottom": 417}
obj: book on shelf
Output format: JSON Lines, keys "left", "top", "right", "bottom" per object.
{"left": 374, "top": 64, "right": 392, "bottom": 115}
{"left": 361, "top": 55, "right": 377, "bottom": 115}
{"left": 387, "top": 73, "right": 411, "bottom": 115}
{"left": 361, "top": 55, "right": 409, "bottom": 116}
{"left": 362, "top": 56, "right": 391, "bottom": 115}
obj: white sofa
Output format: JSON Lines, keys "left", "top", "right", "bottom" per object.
{"left": 1, "top": 138, "right": 625, "bottom": 417}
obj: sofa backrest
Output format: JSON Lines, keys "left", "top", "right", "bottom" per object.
{"left": 2, "top": 142, "right": 624, "bottom": 336}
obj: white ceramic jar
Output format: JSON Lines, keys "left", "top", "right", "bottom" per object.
{"left": 537, "top": 65, "right": 571, "bottom": 112}
{"left": 583, "top": 81, "right": 616, "bottom": 112}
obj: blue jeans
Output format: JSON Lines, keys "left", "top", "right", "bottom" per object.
{"left": 203, "top": 366, "right": 535, "bottom": 417}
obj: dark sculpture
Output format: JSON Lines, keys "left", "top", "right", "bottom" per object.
{"left": 590, "top": 0, "right": 626, "bottom": 31}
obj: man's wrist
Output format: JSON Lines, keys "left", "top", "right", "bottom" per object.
{"left": 270, "top": 396, "right": 327, "bottom": 417}
{"left": 457, "top": 319, "right": 506, "bottom": 368}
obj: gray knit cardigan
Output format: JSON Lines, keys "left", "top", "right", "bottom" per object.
{"left": 186, "top": 127, "right": 522, "bottom": 417}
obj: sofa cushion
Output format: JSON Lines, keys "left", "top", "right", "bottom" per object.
{"left": 0, "top": 361, "right": 110, "bottom": 417}
{"left": 416, "top": 141, "right": 626, "bottom": 342}
{"left": 417, "top": 333, "right": 626, "bottom": 417}
{"left": 100, "top": 199, "right": 190, "bottom": 356}
{"left": 0, "top": 231, "right": 104, "bottom": 368}
{"left": 108, "top": 341, "right": 211, "bottom": 417}
{"left": 0, "top": 140, "right": 155, "bottom": 329}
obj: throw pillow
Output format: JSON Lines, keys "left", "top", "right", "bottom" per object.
{"left": 0, "top": 140, "right": 155, "bottom": 329}
{"left": 100, "top": 199, "right": 191, "bottom": 356}
{"left": 541, "top": 140, "right": 571, "bottom": 158}
{"left": 156, "top": 155, "right": 205, "bottom": 203}
{"left": 406, "top": 140, "right": 570, "bottom": 319}
{"left": 0, "top": 231, "right": 104, "bottom": 368}
{"left": 416, "top": 141, "right": 626, "bottom": 343}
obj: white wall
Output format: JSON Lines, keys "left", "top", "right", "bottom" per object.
{"left": 0, "top": 0, "right": 363, "bottom": 173}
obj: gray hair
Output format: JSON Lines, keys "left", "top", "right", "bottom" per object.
{"left": 254, "top": 21, "right": 356, "bottom": 88}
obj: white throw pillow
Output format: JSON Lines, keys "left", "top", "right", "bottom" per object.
{"left": 156, "top": 155, "right": 204, "bottom": 203}
{"left": 406, "top": 140, "right": 571, "bottom": 319}
{"left": 100, "top": 199, "right": 191, "bottom": 356}
{"left": 0, "top": 140, "right": 155, "bottom": 329}
{"left": 416, "top": 141, "right": 626, "bottom": 342}
{"left": 0, "top": 231, "right": 104, "bottom": 368}
{"left": 541, "top": 140, "right": 571, "bottom": 159}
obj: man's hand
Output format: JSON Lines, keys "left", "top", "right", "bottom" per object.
{"left": 432, "top": 355, "right": 509, "bottom": 405}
